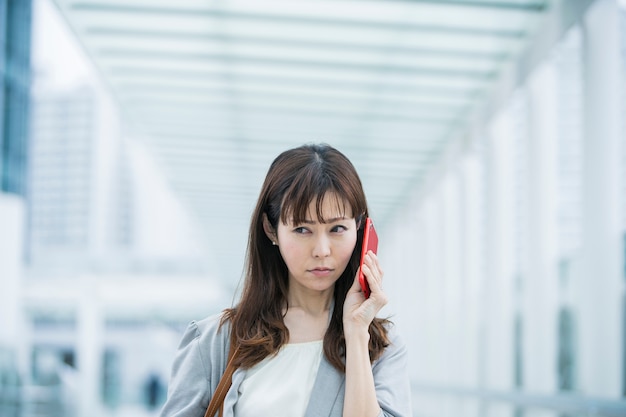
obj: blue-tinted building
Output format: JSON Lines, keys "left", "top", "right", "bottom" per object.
{"left": 0, "top": 0, "right": 32, "bottom": 196}
{"left": 0, "top": 3, "right": 32, "bottom": 416}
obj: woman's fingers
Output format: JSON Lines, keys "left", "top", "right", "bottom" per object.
{"left": 363, "top": 251, "right": 384, "bottom": 293}
{"left": 344, "top": 253, "right": 388, "bottom": 330}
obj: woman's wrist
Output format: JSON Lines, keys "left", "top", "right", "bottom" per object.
{"left": 343, "top": 324, "right": 370, "bottom": 345}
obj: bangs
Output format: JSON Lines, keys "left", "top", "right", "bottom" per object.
{"left": 279, "top": 167, "right": 361, "bottom": 225}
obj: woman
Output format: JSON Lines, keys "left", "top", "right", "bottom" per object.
{"left": 160, "top": 143, "right": 412, "bottom": 417}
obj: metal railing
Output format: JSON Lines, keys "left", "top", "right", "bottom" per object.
{"left": 19, "top": 385, "right": 65, "bottom": 417}
{"left": 0, "top": 384, "right": 69, "bottom": 417}
{"left": 412, "top": 384, "right": 626, "bottom": 417}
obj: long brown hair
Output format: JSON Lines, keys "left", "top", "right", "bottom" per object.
{"left": 222, "top": 143, "right": 390, "bottom": 372}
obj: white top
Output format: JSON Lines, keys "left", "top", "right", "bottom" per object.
{"left": 234, "top": 340, "right": 324, "bottom": 417}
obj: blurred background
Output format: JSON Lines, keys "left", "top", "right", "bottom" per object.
{"left": 1, "top": 0, "right": 625, "bottom": 416}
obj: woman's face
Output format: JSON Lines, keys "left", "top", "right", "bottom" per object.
{"left": 271, "top": 192, "right": 358, "bottom": 296}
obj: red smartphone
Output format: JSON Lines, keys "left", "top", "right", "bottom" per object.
{"left": 359, "top": 218, "right": 378, "bottom": 298}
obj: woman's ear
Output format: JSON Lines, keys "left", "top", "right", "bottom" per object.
{"left": 262, "top": 213, "right": 277, "bottom": 245}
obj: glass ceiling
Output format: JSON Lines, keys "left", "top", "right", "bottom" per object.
{"left": 51, "top": 0, "right": 568, "bottom": 282}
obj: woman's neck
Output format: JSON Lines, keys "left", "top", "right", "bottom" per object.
{"left": 286, "top": 288, "right": 333, "bottom": 316}
{"left": 283, "top": 290, "right": 332, "bottom": 343}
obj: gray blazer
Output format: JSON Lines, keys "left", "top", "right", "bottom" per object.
{"left": 160, "top": 314, "right": 412, "bottom": 417}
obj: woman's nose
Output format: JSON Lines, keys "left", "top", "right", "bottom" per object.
{"left": 312, "top": 235, "right": 331, "bottom": 258}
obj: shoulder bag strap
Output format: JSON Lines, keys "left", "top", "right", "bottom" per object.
{"left": 204, "top": 342, "right": 240, "bottom": 417}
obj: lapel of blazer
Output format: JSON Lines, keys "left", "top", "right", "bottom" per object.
{"left": 304, "top": 356, "right": 345, "bottom": 417}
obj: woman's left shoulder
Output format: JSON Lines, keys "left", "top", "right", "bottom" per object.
{"left": 372, "top": 320, "right": 413, "bottom": 416}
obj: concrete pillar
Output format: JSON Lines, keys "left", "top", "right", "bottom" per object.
{"left": 76, "top": 275, "right": 104, "bottom": 417}
{"left": 579, "top": 0, "right": 624, "bottom": 397}
{"left": 423, "top": 196, "right": 444, "bottom": 386}
{"left": 380, "top": 203, "right": 418, "bottom": 366}
{"left": 0, "top": 194, "right": 26, "bottom": 371}
{"left": 484, "top": 113, "right": 516, "bottom": 416}
{"left": 422, "top": 196, "right": 445, "bottom": 415}
{"left": 441, "top": 172, "right": 462, "bottom": 385}
{"left": 458, "top": 152, "right": 483, "bottom": 417}
{"left": 524, "top": 61, "right": 560, "bottom": 393}
{"left": 409, "top": 204, "right": 428, "bottom": 378}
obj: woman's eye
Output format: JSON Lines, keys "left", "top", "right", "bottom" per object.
{"left": 331, "top": 225, "right": 348, "bottom": 233}
{"left": 294, "top": 227, "right": 310, "bottom": 234}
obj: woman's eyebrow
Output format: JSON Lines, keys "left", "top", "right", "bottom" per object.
{"left": 301, "top": 216, "right": 348, "bottom": 224}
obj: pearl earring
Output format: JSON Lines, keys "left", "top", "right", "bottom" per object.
{"left": 272, "top": 241, "right": 277, "bottom": 246}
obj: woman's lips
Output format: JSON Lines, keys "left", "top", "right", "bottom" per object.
{"left": 309, "top": 267, "right": 333, "bottom": 277}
